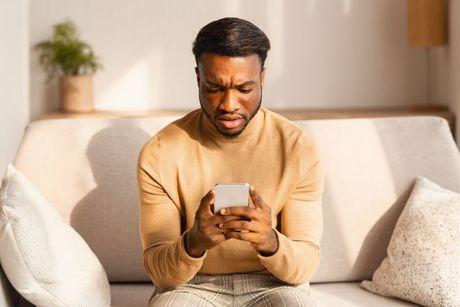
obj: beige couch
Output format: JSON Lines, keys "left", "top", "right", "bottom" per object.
{"left": 1, "top": 114, "right": 459, "bottom": 307}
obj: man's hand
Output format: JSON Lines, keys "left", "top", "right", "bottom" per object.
{"left": 185, "top": 188, "right": 242, "bottom": 257}
{"left": 219, "top": 185, "right": 279, "bottom": 256}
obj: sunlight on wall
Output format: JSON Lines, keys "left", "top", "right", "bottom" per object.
{"left": 30, "top": 0, "right": 430, "bottom": 113}
{"left": 307, "top": 0, "right": 317, "bottom": 15}
{"left": 265, "top": 0, "right": 285, "bottom": 81}
{"left": 223, "top": 0, "right": 239, "bottom": 16}
{"left": 342, "top": 0, "right": 353, "bottom": 15}
{"left": 96, "top": 49, "right": 163, "bottom": 110}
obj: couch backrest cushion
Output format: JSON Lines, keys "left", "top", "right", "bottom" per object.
{"left": 298, "top": 116, "right": 460, "bottom": 282}
{"left": 12, "top": 115, "right": 460, "bottom": 282}
{"left": 13, "top": 117, "right": 181, "bottom": 282}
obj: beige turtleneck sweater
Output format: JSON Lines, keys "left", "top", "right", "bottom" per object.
{"left": 136, "top": 107, "right": 325, "bottom": 289}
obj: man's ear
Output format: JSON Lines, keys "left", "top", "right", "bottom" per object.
{"left": 260, "top": 67, "right": 266, "bottom": 88}
{"left": 195, "top": 66, "right": 200, "bottom": 87}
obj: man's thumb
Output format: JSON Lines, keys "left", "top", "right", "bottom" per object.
{"left": 203, "top": 188, "right": 215, "bottom": 212}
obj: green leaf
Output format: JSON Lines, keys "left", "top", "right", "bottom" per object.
{"left": 33, "top": 19, "right": 102, "bottom": 79}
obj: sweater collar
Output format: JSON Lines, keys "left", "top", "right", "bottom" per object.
{"left": 200, "top": 107, "right": 265, "bottom": 143}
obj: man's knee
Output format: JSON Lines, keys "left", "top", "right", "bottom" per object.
{"left": 251, "top": 287, "right": 317, "bottom": 307}
{"left": 149, "top": 290, "right": 214, "bottom": 307}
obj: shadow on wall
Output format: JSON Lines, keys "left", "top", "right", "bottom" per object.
{"left": 70, "top": 121, "right": 152, "bottom": 282}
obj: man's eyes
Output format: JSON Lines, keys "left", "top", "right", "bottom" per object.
{"left": 206, "top": 87, "right": 253, "bottom": 94}
{"left": 206, "top": 87, "right": 222, "bottom": 93}
{"left": 239, "top": 88, "right": 252, "bottom": 94}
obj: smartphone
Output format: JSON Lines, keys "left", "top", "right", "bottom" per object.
{"left": 213, "top": 183, "right": 250, "bottom": 215}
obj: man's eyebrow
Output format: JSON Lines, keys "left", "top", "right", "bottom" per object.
{"left": 205, "top": 80, "right": 255, "bottom": 87}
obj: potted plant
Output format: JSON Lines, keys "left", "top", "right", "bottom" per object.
{"left": 34, "top": 19, "right": 102, "bottom": 113}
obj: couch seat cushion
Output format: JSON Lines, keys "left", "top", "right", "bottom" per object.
{"left": 17, "top": 282, "right": 420, "bottom": 306}
{"left": 310, "top": 282, "right": 419, "bottom": 306}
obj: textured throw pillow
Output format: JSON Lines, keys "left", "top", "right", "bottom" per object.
{"left": 0, "top": 164, "right": 111, "bottom": 307}
{"left": 360, "top": 176, "right": 460, "bottom": 306}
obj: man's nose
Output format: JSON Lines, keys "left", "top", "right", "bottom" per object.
{"left": 218, "top": 89, "right": 239, "bottom": 113}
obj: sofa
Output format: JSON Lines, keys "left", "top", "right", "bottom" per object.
{"left": 1, "top": 114, "right": 459, "bottom": 307}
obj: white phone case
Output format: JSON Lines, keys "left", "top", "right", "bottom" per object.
{"left": 213, "top": 183, "right": 250, "bottom": 214}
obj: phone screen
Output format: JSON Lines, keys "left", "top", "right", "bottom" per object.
{"left": 213, "top": 183, "right": 250, "bottom": 215}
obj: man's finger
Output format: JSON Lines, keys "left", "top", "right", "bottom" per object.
{"left": 220, "top": 206, "right": 258, "bottom": 220}
{"left": 200, "top": 188, "right": 215, "bottom": 214}
{"left": 249, "top": 185, "right": 266, "bottom": 210}
{"left": 224, "top": 230, "right": 262, "bottom": 244}
{"left": 213, "top": 215, "right": 243, "bottom": 225}
{"left": 248, "top": 195, "right": 256, "bottom": 208}
{"left": 220, "top": 220, "right": 259, "bottom": 232}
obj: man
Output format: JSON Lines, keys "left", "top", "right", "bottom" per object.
{"left": 137, "top": 17, "right": 325, "bottom": 306}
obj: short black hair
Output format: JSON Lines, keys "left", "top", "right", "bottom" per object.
{"left": 192, "top": 17, "right": 271, "bottom": 69}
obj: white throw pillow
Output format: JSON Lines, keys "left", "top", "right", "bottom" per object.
{"left": 360, "top": 176, "right": 460, "bottom": 306}
{"left": 0, "top": 164, "right": 111, "bottom": 307}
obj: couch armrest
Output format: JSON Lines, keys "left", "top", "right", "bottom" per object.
{"left": 0, "top": 262, "right": 18, "bottom": 307}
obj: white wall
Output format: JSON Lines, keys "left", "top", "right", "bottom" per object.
{"left": 0, "top": 0, "right": 29, "bottom": 178}
{"left": 431, "top": 0, "right": 460, "bottom": 148}
{"left": 29, "top": 0, "right": 431, "bottom": 120}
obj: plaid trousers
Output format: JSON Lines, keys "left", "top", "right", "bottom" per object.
{"left": 149, "top": 273, "right": 317, "bottom": 307}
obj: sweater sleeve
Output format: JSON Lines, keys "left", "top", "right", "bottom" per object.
{"left": 257, "top": 132, "right": 325, "bottom": 285}
{"left": 137, "top": 135, "right": 207, "bottom": 288}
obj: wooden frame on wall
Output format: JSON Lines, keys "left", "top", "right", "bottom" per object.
{"left": 408, "top": 0, "right": 447, "bottom": 47}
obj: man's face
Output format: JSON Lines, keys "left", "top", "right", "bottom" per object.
{"left": 196, "top": 52, "right": 266, "bottom": 138}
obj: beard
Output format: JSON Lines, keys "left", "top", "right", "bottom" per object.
{"left": 200, "top": 90, "right": 263, "bottom": 139}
